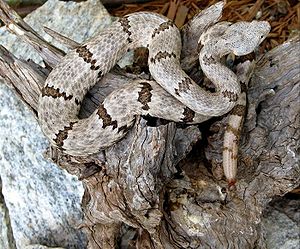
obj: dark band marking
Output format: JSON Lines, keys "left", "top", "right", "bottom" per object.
{"left": 223, "top": 147, "right": 239, "bottom": 159}
{"left": 223, "top": 146, "right": 233, "bottom": 152}
{"left": 54, "top": 121, "right": 77, "bottom": 148}
{"left": 178, "top": 77, "right": 193, "bottom": 93}
{"left": 231, "top": 154, "right": 238, "bottom": 160}
{"left": 174, "top": 77, "right": 192, "bottom": 97}
{"left": 197, "top": 43, "right": 204, "bottom": 53}
{"left": 222, "top": 90, "right": 238, "bottom": 102}
{"left": 76, "top": 45, "right": 100, "bottom": 71}
{"left": 42, "top": 85, "right": 72, "bottom": 100}
{"left": 230, "top": 104, "right": 246, "bottom": 116}
{"left": 152, "top": 21, "right": 174, "bottom": 38}
{"left": 97, "top": 104, "right": 118, "bottom": 129}
{"left": 202, "top": 55, "right": 217, "bottom": 65}
{"left": 76, "top": 45, "right": 93, "bottom": 63}
{"left": 181, "top": 107, "right": 195, "bottom": 123}
{"left": 75, "top": 99, "right": 81, "bottom": 106}
{"left": 97, "top": 70, "right": 103, "bottom": 79}
{"left": 42, "top": 85, "right": 81, "bottom": 105}
{"left": 240, "top": 81, "right": 247, "bottom": 93}
{"left": 90, "top": 59, "right": 100, "bottom": 71}
{"left": 118, "top": 124, "right": 131, "bottom": 133}
{"left": 225, "top": 125, "right": 240, "bottom": 137}
{"left": 150, "top": 51, "right": 176, "bottom": 64}
{"left": 228, "top": 179, "right": 237, "bottom": 187}
{"left": 118, "top": 17, "right": 132, "bottom": 43}
{"left": 137, "top": 82, "right": 153, "bottom": 110}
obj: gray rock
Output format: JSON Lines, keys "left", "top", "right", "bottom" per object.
{"left": 0, "top": 178, "right": 16, "bottom": 249}
{"left": 0, "top": 0, "right": 113, "bottom": 248}
{"left": 0, "top": 203, "right": 10, "bottom": 249}
{"left": 262, "top": 196, "right": 300, "bottom": 249}
{"left": 0, "top": 0, "right": 113, "bottom": 64}
{"left": 0, "top": 83, "right": 85, "bottom": 248}
{"left": 24, "top": 245, "right": 64, "bottom": 249}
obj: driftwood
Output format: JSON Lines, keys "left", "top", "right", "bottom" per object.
{"left": 0, "top": 1, "right": 299, "bottom": 248}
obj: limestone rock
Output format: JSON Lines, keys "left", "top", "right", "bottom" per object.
{"left": 0, "top": 0, "right": 113, "bottom": 248}
{"left": 262, "top": 196, "right": 300, "bottom": 249}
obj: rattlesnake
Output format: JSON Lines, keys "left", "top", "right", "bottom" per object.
{"left": 38, "top": 10, "right": 270, "bottom": 174}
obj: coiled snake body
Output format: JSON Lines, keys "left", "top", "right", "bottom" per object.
{"left": 38, "top": 12, "right": 270, "bottom": 157}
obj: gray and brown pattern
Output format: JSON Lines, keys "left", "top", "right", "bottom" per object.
{"left": 54, "top": 121, "right": 78, "bottom": 149}
{"left": 222, "top": 86, "right": 248, "bottom": 185}
{"left": 138, "top": 82, "right": 153, "bottom": 110}
{"left": 97, "top": 70, "right": 103, "bottom": 80}
{"left": 197, "top": 43, "right": 204, "bottom": 53}
{"left": 181, "top": 107, "right": 195, "bottom": 123}
{"left": 42, "top": 85, "right": 73, "bottom": 101}
{"left": 225, "top": 124, "right": 240, "bottom": 137}
{"left": 202, "top": 54, "right": 217, "bottom": 65}
{"left": 174, "top": 77, "right": 193, "bottom": 96}
{"left": 38, "top": 10, "right": 270, "bottom": 163}
{"left": 76, "top": 45, "right": 100, "bottom": 71}
{"left": 152, "top": 21, "right": 174, "bottom": 38}
{"left": 42, "top": 85, "right": 81, "bottom": 105}
{"left": 118, "top": 124, "right": 131, "bottom": 134}
{"left": 178, "top": 77, "right": 193, "bottom": 92}
{"left": 240, "top": 81, "right": 247, "bottom": 93}
{"left": 223, "top": 146, "right": 233, "bottom": 152}
{"left": 118, "top": 16, "right": 132, "bottom": 43}
{"left": 97, "top": 104, "right": 118, "bottom": 129}
{"left": 76, "top": 45, "right": 93, "bottom": 63}
{"left": 150, "top": 51, "right": 176, "bottom": 64}
{"left": 223, "top": 146, "right": 238, "bottom": 160}
{"left": 230, "top": 104, "right": 246, "bottom": 116}
{"left": 222, "top": 90, "right": 238, "bottom": 102}
{"left": 174, "top": 88, "right": 180, "bottom": 96}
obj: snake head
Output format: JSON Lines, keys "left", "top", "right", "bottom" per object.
{"left": 223, "top": 20, "right": 271, "bottom": 56}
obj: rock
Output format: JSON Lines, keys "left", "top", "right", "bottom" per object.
{"left": 262, "top": 196, "right": 300, "bottom": 249}
{"left": 0, "top": 178, "right": 16, "bottom": 249}
{"left": 0, "top": 0, "right": 113, "bottom": 248}
{"left": 0, "top": 81, "right": 86, "bottom": 249}
{"left": 24, "top": 245, "right": 64, "bottom": 249}
{"left": 0, "top": 0, "right": 113, "bottom": 64}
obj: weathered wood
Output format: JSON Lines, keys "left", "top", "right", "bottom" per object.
{"left": 0, "top": 0, "right": 299, "bottom": 248}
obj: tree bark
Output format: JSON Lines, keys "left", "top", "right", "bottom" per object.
{"left": 0, "top": 1, "right": 299, "bottom": 248}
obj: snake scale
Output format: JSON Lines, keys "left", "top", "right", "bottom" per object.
{"left": 38, "top": 9, "right": 270, "bottom": 184}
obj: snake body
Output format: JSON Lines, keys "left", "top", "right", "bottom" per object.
{"left": 38, "top": 11, "right": 270, "bottom": 157}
